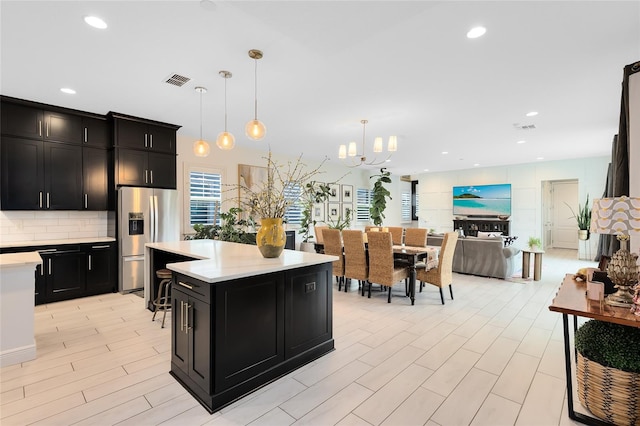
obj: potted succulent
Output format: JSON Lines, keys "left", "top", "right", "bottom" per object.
{"left": 528, "top": 236, "right": 541, "bottom": 251}
{"left": 369, "top": 168, "right": 392, "bottom": 226}
{"left": 299, "top": 181, "right": 332, "bottom": 252}
{"left": 566, "top": 194, "right": 592, "bottom": 240}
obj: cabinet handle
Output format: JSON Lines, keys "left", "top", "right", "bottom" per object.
{"left": 39, "top": 191, "right": 43, "bottom": 208}
{"left": 150, "top": 170, "right": 153, "bottom": 184}
{"left": 177, "top": 281, "right": 193, "bottom": 289}
{"left": 144, "top": 133, "right": 148, "bottom": 148}
{"left": 84, "top": 127, "right": 88, "bottom": 143}
{"left": 88, "top": 255, "right": 92, "bottom": 271}
{"left": 39, "top": 120, "right": 42, "bottom": 137}
{"left": 180, "top": 301, "right": 184, "bottom": 332}
{"left": 38, "top": 249, "right": 57, "bottom": 253}
{"left": 46, "top": 122, "right": 49, "bottom": 137}
{"left": 185, "top": 303, "right": 192, "bottom": 332}
{"left": 46, "top": 193, "right": 50, "bottom": 209}
{"left": 91, "top": 245, "right": 110, "bottom": 249}
{"left": 150, "top": 134, "right": 153, "bottom": 148}
{"left": 145, "top": 170, "right": 148, "bottom": 184}
{"left": 84, "top": 194, "right": 88, "bottom": 209}
{"left": 48, "top": 258, "right": 52, "bottom": 275}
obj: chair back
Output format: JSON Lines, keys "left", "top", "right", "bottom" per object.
{"left": 364, "top": 225, "right": 380, "bottom": 233}
{"left": 342, "top": 230, "right": 368, "bottom": 282}
{"left": 438, "top": 232, "right": 459, "bottom": 281}
{"left": 404, "top": 228, "right": 428, "bottom": 247}
{"left": 366, "top": 231, "right": 395, "bottom": 285}
{"left": 387, "top": 227, "right": 404, "bottom": 245}
{"left": 314, "top": 225, "right": 328, "bottom": 245}
{"left": 322, "top": 228, "right": 344, "bottom": 277}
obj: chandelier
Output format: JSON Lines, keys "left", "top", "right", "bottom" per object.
{"left": 338, "top": 119, "right": 397, "bottom": 167}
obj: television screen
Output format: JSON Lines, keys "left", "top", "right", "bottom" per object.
{"left": 452, "top": 184, "right": 511, "bottom": 217}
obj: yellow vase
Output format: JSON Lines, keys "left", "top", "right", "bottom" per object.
{"left": 256, "top": 218, "right": 286, "bottom": 258}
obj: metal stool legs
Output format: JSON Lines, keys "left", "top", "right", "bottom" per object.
{"left": 152, "top": 277, "right": 172, "bottom": 328}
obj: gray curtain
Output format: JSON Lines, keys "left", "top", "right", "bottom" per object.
{"left": 595, "top": 61, "right": 639, "bottom": 260}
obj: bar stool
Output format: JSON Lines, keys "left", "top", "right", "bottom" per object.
{"left": 152, "top": 268, "right": 172, "bottom": 328}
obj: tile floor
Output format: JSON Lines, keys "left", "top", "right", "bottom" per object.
{"left": 1, "top": 249, "right": 597, "bottom": 425}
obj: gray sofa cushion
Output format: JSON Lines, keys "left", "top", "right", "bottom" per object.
{"left": 427, "top": 234, "right": 520, "bottom": 279}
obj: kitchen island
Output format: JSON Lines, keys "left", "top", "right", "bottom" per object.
{"left": 145, "top": 240, "right": 337, "bottom": 413}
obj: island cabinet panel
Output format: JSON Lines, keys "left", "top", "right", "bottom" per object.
{"left": 214, "top": 272, "right": 285, "bottom": 392}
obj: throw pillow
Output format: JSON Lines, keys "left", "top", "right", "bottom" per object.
{"left": 477, "top": 231, "right": 502, "bottom": 238}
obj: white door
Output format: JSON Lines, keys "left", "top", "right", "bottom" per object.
{"left": 552, "top": 181, "right": 578, "bottom": 249}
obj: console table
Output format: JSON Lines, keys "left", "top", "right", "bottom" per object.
{"left": 453, "top": 219, "right": 509, "bottom": 236}
{"left": 549, "top": 274, "right": 640, "bottom": 426}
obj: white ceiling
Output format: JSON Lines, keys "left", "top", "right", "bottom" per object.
{"left": 1, "top": 1, "right": 638, "bottom": 176}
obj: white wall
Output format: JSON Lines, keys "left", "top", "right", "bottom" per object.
{"left": 416, "top": 156, "right": 610, "bottom": 257}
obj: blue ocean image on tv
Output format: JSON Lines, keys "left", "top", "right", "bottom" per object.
{"left": 452, "top": 184, "right": 511, "bottom": 216}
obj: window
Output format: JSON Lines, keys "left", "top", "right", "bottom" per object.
{"left": 187, "top": 168, "right": 222, "bottom": 227}
{"left": 356, "top": 187, "right": 372, "bottom": 222}
{"left": 283, "top": 182, "right": 303, "bottom": 225}
{"left": 401, "top": 191, "right": 411, "bottom": 222}
{"left": 412, "top": 180, "right": 419, "bottom": 220}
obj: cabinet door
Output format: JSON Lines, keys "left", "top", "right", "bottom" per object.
{"left": 147, "top": 125, "right": 175, "bottom": 153}
{"left": 1, "top": 102, "right": 43, "bottom": 139}
{"left": 82, "top": 117, "right": 110, "bottom": 148}
{"left": 35, "top": 263, "right": 45, "bottom": 305}
{"left": 116, "top": 119, "right": 147, "bottom": 149}
{"left": 172, "top": 288, "right": 190, "bottom": 373}
{"left": 1, "top": 137, "right": 44, "bottom": 209}
{"left": 189, "top": 296, "right": 211, "bottom": 393}
{"left": 86, "top": 243, "right": 115, "bottom": 294}
{"left": 148, "top": 153, "right": 176, "bottom": 189}
{"left": 117, "top": 149, "right": 149, "bottom": 186}
{"left": 44, "top": 249, "right": 86, "bottom": 302}
{"left": 43, "top": 111, "right": 82, "bottom": 144}
{"left": 83, "top": 147, "right": 109, "bottom": 210}
{"left": 44, "top": 142, "right": 83, "bottom": 209}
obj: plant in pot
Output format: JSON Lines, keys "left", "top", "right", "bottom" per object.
{"left": 326, "top": 206, "right": 351, "bottom": 231}
{"left": 565, "top": 194, "right": 591, "bottom": 240}
{"left": 186, "top": 207, "right": 256, "bottom": 244}
{"left": 575, "top": 320, "right": 640, "bottom": 425}
{"left": 369, "top": 168, "right": 392, "bottom": 226}
{"left": 528, "top": 236, "right": 541, "bottom": 251}
{"left": 298, "top": 181, "right": 332, "bottom": 252}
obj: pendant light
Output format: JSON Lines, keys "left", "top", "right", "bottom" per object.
{"left": 193, "top": 86, "right": 210, "bottom": 157}
{"left": 216, "top": 70, "right": 235, "bottom": 150}
{"left": 245, "top": 49, "right": 266, "bottom": 141}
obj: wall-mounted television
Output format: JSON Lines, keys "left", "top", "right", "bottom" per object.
{"left": 452, "top": 184, "right": 511, "bottom": 217}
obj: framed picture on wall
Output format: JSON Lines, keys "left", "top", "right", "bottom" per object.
{"left": 341, "top": 184, "right": 353, "bottom": 203}
{"left": 312, "top": 203, "right": 326, "bottom": 222}
{"left": 328, "top": 203, "right": 340, "bottom": 221}
{"left": 328, "top": 184, "right": 340, "bottom": 202}
{"left": 342, "top": 203, "right": 353, "bottom": 221}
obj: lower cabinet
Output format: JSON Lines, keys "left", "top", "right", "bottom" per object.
{"left": 41, "top": 246, "right": 86, "bottom": 302}
{"left": 170, "top": 262, "right": 333, "bottom": 413}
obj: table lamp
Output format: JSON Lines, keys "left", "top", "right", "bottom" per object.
{"left": 589, "top": 196, "right": 640, "bottom": 307}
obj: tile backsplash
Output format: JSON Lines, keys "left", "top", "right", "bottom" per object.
{"left": 0, "top": 211, "right": 112, "bottom": 244}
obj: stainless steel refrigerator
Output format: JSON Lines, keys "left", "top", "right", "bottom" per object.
{"left": 118, "top": 187, "right": 179, "bottom": 293}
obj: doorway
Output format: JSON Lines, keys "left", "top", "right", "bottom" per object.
{"left": 543, "top": 179, "right": 578, "bottom": 249}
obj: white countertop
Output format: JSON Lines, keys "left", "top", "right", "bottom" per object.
{"left": 147, "top": 240, "right": 337, "bottom": 283}
{"left": 0, "top": 251, "right": 42, "bottom": 268}
{"left": 1, "top": 237, "right": 116, "bottom": 249}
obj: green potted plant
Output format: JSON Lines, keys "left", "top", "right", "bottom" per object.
{"left": 369, "top": 168, "right": 392, "bottom": 226}
{"left": 327, "top": 207, "right": 351, "bottom": 231}
{"left": 528, "top": 236, "right": 541, "bottom": 250}
{"left": 186, "top": 207, "right": 256, "bottom": 244}
{"left": 565, "top": 194, "right": 591, "bottom": 240}
{"left": 575, "top": 320, "right": 640, "bottom": 425}
{"left": 299, "top": 181, "right": 332, "bottom": 252}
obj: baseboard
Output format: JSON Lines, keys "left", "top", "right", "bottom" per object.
{"left": 0, "top": 343, "right": 36, "bottom": 367}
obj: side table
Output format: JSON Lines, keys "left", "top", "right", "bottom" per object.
{"left": 522, "top": 248, "right": 544, "bottom": 281}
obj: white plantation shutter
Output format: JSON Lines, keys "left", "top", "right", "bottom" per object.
{"left": 356, "top": 187, "right": 372, "bottom": 222}
{"left": 401, "top": 190, "right": 411, "bottom": 221}
{"left": 283, "top": 182, "right": 303, "bottom": 224}
{"left": 189, "top": 170, "right": 222, "bottom": 226}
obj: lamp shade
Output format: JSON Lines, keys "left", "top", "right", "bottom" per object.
{"left": 338, "top": 144, "right": 347, "bottom": 159}
{"left": 216, "top": 131, "right": 235, "bottom": 150}
{"left": 388, "top": 135, "right": 398, "bottom": 152}
{"left": 245, "top": 119, "right": 266, "bottom": 141}
{"left": 193, "top": 140, "right": 210, "bottom": 157}
{"left": 348, "top": 142, "right": 357, "bottom": 157}
{"left": 589, "top": 196, "right": 640, "bottom": 235}
{"left": 373, "top": 137, "right": 383, "bottom": 153}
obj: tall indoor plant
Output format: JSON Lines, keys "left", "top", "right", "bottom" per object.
{"left": 369, "top": 168, "right": 392, "bottom": 226}
{"left": 566, "top": 194, "right": 592, "bottom": 240}
{"left": 299, "top": 181, "right": 332, "bottom": 252}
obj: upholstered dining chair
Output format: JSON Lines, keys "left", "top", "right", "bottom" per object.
{"left": 387, "top": 227, "right": 404, "bottom": 245}
{"left": 366, "top": 231, "right": 410, "bottom": 303}
{"left": 314, "top": 225, "right": 329, "bottom": 245}
{"left": 342, "top": 230, "right": 368, "bottom": 293}
{"left": 417, "top": 231, "right": 458, "bottom": 304}
{"left": 404, "top": 228, "right": 428, "bottom": 247}
{"left": 322, "top": 228, "right": 345, "bottom": 291}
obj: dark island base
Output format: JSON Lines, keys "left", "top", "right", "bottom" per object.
{"left": 171, "top": 340, "right": 334, "bottom": 413}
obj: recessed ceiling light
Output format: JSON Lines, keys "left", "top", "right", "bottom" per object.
{"left": 423, "top": 168, "right": 429, "bottom": 172}
{"left": 385, "top": 159, "right": 391, "bottom": 163}
{"left": 84, "top": 16, "right": 107, "bottom": 29}
{"left": 442, "top": 151, "right": 448, "bottom": 155}
{"left": 517, "top": 140, "right": 526, "bottom": 144}
{"left": 467, "top": 26, "right": 486, "bottom": 39}
{"left": 526, "top": 111, "right": 538, "bottom": 117}
{"left": 474, "top": 163, "right": 480, "bottom": 167}
{"left": 536, "top": 157, "right": 544, "bottom": 160}
{"left": 60, "top": 87, "right": 76, "bottom": 94}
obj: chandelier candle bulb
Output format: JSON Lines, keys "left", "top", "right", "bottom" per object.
{"left": 388, "top": 135, "right": 398, "bottom": 152}
{"left": 373, "top": 137, "right": 383, "bottom": 153}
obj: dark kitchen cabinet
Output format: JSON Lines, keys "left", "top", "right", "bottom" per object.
{"left": 41, "top": 246, "right": 86, "bottom": 302}
{"left": 114, "top": 116, "right": 176, "bottom": 154}
{"left": 82, "top": 116, "right": 110, "bottom": 148}
{"left": 172, "top": 283, "right": 212, "bottom": 395}
{"left": 1, "top": 101, "right": 82, "bottom": 144}
{"left": 85, "top": 243, "right": 116, "bottom": 295}
{"left": 0, "top": 137, "right": 82, "bottom": 210}
{"left": 117, "top": 149, "right": 176, "bottom": 189}
{"left": 83, "top": 147, "right": 110, "bottom": 210}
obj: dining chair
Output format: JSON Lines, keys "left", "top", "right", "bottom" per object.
{"left": 366, "top": 231, "right": 410, "bottom": 303}
{"left": 364, "top": 225, "right": 380, "bottom": 233}
{"left": 387, "top": 226, "right": 404, "bottom": 245}
{"left": 342, "top": 230, "right": 368, "bottom": 293}
{"left": 314, "top": 225, "right": 328, "bottom": 245}
{"left": 322, "top": 228, "right": 345, "bottom": 291}
{"left": 417, "top": 231, "right": 458, "bottom": 304}
{"left": 404, "top": 227, "right": 428, "bottom": 247}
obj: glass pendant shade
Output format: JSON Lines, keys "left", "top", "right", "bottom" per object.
{"left": 193, "top": 139, "right": 210, "bottom": 157}
{"left": 216, "top": 131, "right": 235, "bottom": 150}
{"left": 373, "top": 137, "right": 383, "bottom": 153}
{"left": 338, "top": 144, "right": 347, "bottom": 159}
{"left": 348, "top": 142, "right": 357, "bottom": 157}
{"left": 388, "top": 135, "right": 398, "bottom": 152}
{"left": 245, "top": 119, "right": 266, "bottom": 141}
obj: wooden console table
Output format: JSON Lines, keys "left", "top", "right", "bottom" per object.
{"left": 549, "top": 274, "right": 639, "bottom": 426}
{"left": 522, "top": 248, "right": 544, "bottom": 281}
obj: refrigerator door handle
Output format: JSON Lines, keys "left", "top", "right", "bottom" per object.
{"left": 149, "top": 195, "right": 155, "bottom": 243}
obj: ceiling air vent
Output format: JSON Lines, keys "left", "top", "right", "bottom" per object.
{"left": 164, "top": 73, "right": 191, "bottom": 87}
{"left": 513, "top": 123, "right": 537, "bottom": 130}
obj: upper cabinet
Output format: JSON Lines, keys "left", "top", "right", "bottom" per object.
{"left": 112, "top": 113, "right": 177, "bottom": 154}
{"left": 82, "top": 116, "right": 110, "bottom": 148}
{"left": 1, "top": 101, "right": 83, "bottom": 144}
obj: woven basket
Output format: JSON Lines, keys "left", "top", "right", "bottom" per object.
{"left": 577, "top": 352, "right": 640, "bottom": 425}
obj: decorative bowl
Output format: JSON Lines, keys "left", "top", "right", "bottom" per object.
{"left": 497, "top": 215, "right": 510, "bottom": 221}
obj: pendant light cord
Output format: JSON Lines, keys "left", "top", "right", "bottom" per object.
{"left": 224, "top": 76, "right": 228, "bottom": 132}
{"left": 199, "top": 90, "right": 203, "bottom": 139}
{"left": 361, "top": 120, "right": 367, "bottom": 155}
{"left": 253, "top": 58, "right": 258, "bottom": 120}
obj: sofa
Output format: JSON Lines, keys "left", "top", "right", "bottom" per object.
{"left": 426, "top": 234, "right": 520, "bottom": 279}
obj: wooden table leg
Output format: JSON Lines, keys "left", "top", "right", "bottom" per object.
{"left": 522, "top": 252, "right": 531, "bottom": 279}
{"left": 533, "top": 253, "right": 543, "bottom": 281}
